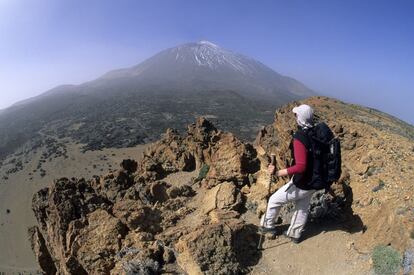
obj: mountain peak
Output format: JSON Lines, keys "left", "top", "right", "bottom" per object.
{"left": 196, "top": 40, "right": 219, "bottom": 48}
{"left": 169, "top": 40, "right": 255, "bottom": 74}
{"left": 98, "top": 41, "right": 314, "bottom": 98}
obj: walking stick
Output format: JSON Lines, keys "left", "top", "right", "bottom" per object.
{"left": 257, "top": 154, "right": 276, "bottom": 250}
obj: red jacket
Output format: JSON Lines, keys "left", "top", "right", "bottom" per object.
{"left": 287, "top": 139, "right": 307, "bottom": 175}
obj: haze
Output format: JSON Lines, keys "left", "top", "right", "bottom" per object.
{"left": 0, "top": 0, "right": 413, "bottom": 124}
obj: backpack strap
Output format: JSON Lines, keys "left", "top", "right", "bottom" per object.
{"left": 293, "top": 128, "right": 311, "bottom": 150}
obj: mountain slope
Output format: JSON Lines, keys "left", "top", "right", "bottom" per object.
{"left": 0, "top": 41, "right": 314, "bottom": 160}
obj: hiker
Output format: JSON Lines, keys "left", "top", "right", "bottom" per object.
{"left": 261, "top": 104, "right": 317, "bottom": 244}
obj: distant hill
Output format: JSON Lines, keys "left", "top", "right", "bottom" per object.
{"left": 0, "top": 41, "right": 315, "bottom": 160}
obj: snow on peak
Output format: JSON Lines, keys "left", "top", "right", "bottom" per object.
{"left": 171, "top": 41, "right": 257, "bottom": 75}
{"left": 197, "top": 40, "right": 219, "bottom": 48}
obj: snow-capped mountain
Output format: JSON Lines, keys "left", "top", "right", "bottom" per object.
{"left": 103, "top": 40, "right": 261, "bottom": 77}
{"left": 175, "top": 40, "right": 250, "bottom": 72}
{"left": 98, "top": 41, "right": 314, "bottom": 100}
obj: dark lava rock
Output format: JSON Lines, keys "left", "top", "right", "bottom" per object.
{"left": 121, "top": 159, "right": 138, "bottom": 173}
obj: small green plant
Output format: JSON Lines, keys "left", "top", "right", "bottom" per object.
{"left": 196, "top": 164, "right": 210, "bottom": 181}
{"left": 372, "top": 245, "right": 402, "bottom": 275}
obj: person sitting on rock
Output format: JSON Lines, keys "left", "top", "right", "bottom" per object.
{"left": 261, "top": 104, "right": 316, "bottom": 243}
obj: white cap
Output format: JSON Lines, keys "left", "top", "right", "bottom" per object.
{"left": 292, "top": 104, "right": 314, "bottom": 128}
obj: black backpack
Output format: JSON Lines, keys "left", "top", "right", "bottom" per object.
{"left": 306, "top": 122, "right": 341, "bottom": 190}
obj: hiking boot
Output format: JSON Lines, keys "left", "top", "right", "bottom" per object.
{"left": 290, "top": 237, "right": 301, "bottom": 244}
{"left": 259, "top": 226, "right": 277, "bottom": 234}
{"left": 259, "top": 216, "right": 278, "bottom": 234}
{"left": 283, "top": 230, "right": 301, "bottom": 244}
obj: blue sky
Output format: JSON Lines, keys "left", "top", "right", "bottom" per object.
{"left": 0, "top": 0, "right": 413, "bottom": 124}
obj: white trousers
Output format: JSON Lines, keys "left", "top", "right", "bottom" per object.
{"left": 262, "top": 179, "right": 315, "bottom": 239}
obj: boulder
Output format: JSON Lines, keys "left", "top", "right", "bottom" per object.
{"left": 206, "top": 133, "right": 259, "bottom": 185}
{"left": 167, "top": 184, "right": 195, "bottom": 198}
{"left": 137, "top": 128, "right": 196, "bottom": 182}
{"left": 148, "top": 181, "right": 170, "bottom": 203}
{"left": 175, "top": 219, "right": 259, "bottom": 275}
{"left": 120, "top": 159, "right": 138, "bottom": 173}
{"left": 201, "top": 181, "right": 243, "bottom": 215}
{"left": 112, "top": 199, "right": 154, "bottom": 231}
{"left": 209, "top": 209, "right": 240, "bottom": 224}
{"left": 92, "top": 167, "right": 136, "bottom": 203}
{"left": 175, "top": 222, "right": 241, "bottom": 275}
{"left": 74, "top": 209, "right": 128, "bottom": 274}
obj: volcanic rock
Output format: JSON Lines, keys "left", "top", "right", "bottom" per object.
{"left": 28, "top": 226, "right": 57, "bottom": 275}
{"left": 112, "top": 199, "right": 156, "bottom": 232}
{"left": 91, "top": 164, "right": 136, "bottom": 202}
{"left": 28, "top": 101, "right": 414, "bottom": 273}
{"left": 30, "top": 178, "right": 114, "bottom": 274}
{"left": 175, "top": 221, "right": 242, "bottom": 275}
{"left": 136, "top": 128, "right": 196, "bottom": 183}
{"left": 201, "top": 181, "right": 243, "bottom": 215}
{"left": 120, "top": 159, "right": 138, "bottom": 173}
{"left": 206, "top": 132, "right": 259, "bottom": 185}
{"left": 137, "top": 117, "right": 259, "bottom": 186}
{"left": 73, "top": 209, "right": 128, "bottom": 274}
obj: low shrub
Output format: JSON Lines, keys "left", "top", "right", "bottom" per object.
{"left": 372, "top": 245, "right": 401, "bottom": 275}
{"left": 196, "top": 164, "right": 210, "bottom": 181}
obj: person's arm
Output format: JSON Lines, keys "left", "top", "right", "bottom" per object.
{"left": 268, "top": 139, "right": 307, "bottom": 177}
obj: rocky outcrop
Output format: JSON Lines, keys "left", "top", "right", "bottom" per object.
{"left": 136, "top": 128, "right": 196, "bottom": 183}
{"left": 137, "top": 117, "right": 259, "bottom": 186}
{"left": 205, "top": 132, "right": 259, "bottom": 186}
{"left": 30, "top": 118, "right": 261, "bottom": 274}
{"left": 91, "top": 160, "right": 138, "bottom": 202}
{"left": 29, "top": 99, "right": 414, "bottom": 274}
{"left": 30, "top": 177, "right": 115, "bottom": 274}
{"left": 201, "top": 181, "right": 243, "bottom": 215}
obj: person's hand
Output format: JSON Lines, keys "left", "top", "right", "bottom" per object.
{"left": 268, "top": 164, "right": 276, "bottom": 175}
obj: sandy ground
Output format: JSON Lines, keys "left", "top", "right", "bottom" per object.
{"left": 248, "top": 221, "right": 371, "bottom": 274}
{"left": 0, "top": 143, "right": 148, "bottom": 274}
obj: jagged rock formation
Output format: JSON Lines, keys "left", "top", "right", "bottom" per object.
{"left": 29, "top": 117, "right": 262, "bottom": 274}
{"left": 29, "top": 97, "right": 414, "bottom": 274}
{"left": 136, "top": 118, "right": 259, "bottom": 186}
